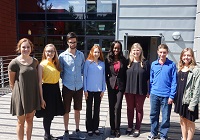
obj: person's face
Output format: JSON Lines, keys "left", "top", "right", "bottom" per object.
{"left": 131, "top": 47, "right": 141, "bottom": 59}
{"left": 93, "top": 48, "right": 100, "bottom": 60}
{"left": 182, "top": 50, "right": 192, "bottom": 66}
{"left": 67, "top": 38, "right": 77, "bottom": 49}
{"left": 157, "top": 48, "right": 168, "bottom": 60}
{"left": 45, "top": 46, "right": 55, "bottom": 60}
{"left": 113, "top": 43, "right": 121, "bottom": 56}
{"left": 20, "top": 41, "right": 32, "bottom": 56}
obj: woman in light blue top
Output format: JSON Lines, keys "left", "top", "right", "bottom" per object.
{"left": 84, "top": 45, "right": 106, "bottom": 136}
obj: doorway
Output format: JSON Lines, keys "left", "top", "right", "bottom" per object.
{"left": 126, "top": 36, "right": 161, "bottom": 63}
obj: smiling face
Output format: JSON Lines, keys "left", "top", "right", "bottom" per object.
{"left": 44, "top": 45, "right": 55, "bottom": 61}
{"left": 20, "top": 41, "right": 32, "bottom": 56}
{"left": 182, "top": 50, "right": 192, "bottom": 66}
{"left": 131, "top": 47, "right": 141, "bottom": 59}
{"left": 113, "top": 43, "right": 121, "bottom": 56}
{"left": 93, "top": 48, "right": 100, "bottom": 60}
{"left": 157, "top": 48, "right": 168, "bottom": 61}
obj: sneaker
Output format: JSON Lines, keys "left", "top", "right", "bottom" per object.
{"left": 75, "top": 130, "right": 86, "bottom": 139}
{"left": 44, "top": 134, "right": 57, "bottom": 140}
{"left": 87, "top": 131, "right": 93, "bottom": 136}
{"left": 160, "top": 137, "right": 167, "bottom": 140}
{"left": 147, "top": 134, "right": 158, "bottom": 140}
{"left": 63, "top": 132, "right": 69, "bottom": 140}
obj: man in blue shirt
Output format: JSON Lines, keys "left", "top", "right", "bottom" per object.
{"left": 59, "top": 32, "right": 85, "bottom": 140}
{"left": 147, "top": 44, "right": 177, "bottom": 140}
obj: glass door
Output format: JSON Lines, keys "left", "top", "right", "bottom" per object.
{"left": 85, "top": 37, "right": 114, "bottom": 57}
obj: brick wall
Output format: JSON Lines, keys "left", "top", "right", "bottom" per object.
{"left": 0, "top": 0, "right": 17, "bottom": 56}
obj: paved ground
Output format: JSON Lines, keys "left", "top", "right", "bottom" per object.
{"left": 0, "top": 92, "right": 200, "bottom": 140}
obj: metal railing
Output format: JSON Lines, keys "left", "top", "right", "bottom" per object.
{"left": 0, "top": 53, "right": 43, "bottom": 95}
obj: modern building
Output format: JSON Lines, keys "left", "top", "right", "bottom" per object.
{"left": 116, "top": 0, "right": 200, "bottom": 63}
{"left": 0, "top": 0, "right": 200, "bottom": 64}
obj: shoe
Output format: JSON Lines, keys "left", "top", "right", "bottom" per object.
{"left": 87, "top": 131, "right": 93, "bottom": 136}
{"left": 147, "top": 134, "right": 158, "bottom": 140}
{"left": 125, "top": 128, "right": 133, "bottom": 135}
{"left": 94, "top": 130, "right": 100, "bottom": 136}
{"left": 44, "top": 135, "right": 57, "bottom": 140}
{"left": 160, "top": 137, "right": 167, "bottom": 140}
{"left": 110, "top": 129, "right": 115, "bottom": 136}
{"left": 115, "top": 130, "right": 121, "bottom": 138}
{"left": 133, "top": 130, "right": 140, "bottom": 137}
{"left": 63, "top": 132, "right": 69, "bottom": 140}
{"left": 75, "top": 130, "right": 86, "bottom": 139}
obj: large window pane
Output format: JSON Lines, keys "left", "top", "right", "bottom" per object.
{"left": 97, "top": 0, "right": 116, "bottom": 13}
{"left": 47, "top": 0, "right": 85, "bottom": 13}
{"left": 47, "top": 21, "right": 85, "bottom": 35}
{"left": 86, "top": 21, "right": 115, "bottom": 35}
{"left": 18, "top": 0, "right": 45, "bottom": 13}
{"left": 47, "top": 13, "right": 84, "bottom": 20}
{"left": 19, "top": 21, "right": 45, "bottom": 35}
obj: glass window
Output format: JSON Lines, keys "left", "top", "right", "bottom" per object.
{"left": 86, "top": 13, "right": 115, "bottom": 20}
{"left": 47, "top": 0, "right": 85, "bottom": 13}
{"left": 86, "top": 21, "right": 115, "bottom": 35}
{"left": 18, "top": 0, "right": 45, "bottom": 13}
{"left": 19, "top": 21, "right": 45, "bottom": 35}
{"left": 97, "top": 0, "right": 116, "bottom": 13}
{"left": 47, "top": 21, "right": 85, "bottom": 35}
{"left": 47, "top": 13, "right": 84, "bottom": 20}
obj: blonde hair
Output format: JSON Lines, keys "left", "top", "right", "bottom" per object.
{"left": 178, "top": 48, "right": 196, "bottom": 72}
{"left": 87, "top": 45, "right": 104, "bottom": 61}
{"left": 42, "top": 44, "right": 61, "bottom": 71}
{"left": 128, "top": 43, "right": 145, "bottom": 68}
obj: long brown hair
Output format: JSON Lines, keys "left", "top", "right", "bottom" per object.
{"left": 42, "top": 44, "right": 61, "bottom": 71}
{"left": 87, "top": 45, "right": 104, "bottom": 61}
{"left": 178, "top": 48, "right": 196, "bottom": 72}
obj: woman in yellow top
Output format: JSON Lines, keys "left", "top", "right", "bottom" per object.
{"left": 35, "top": 44, "right": 64, "bottom": 140}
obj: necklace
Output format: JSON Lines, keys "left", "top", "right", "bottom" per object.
{"left": 180, "top": 71, "right": 186, "bottom": 81}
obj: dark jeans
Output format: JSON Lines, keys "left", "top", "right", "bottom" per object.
{"left": 86, "top": 91, "right": 101, "bottom": 132}
{"left": 150, "top": 94, "right": 172, "bottom": 139}
{"left": 125, "top": 93, "right": 146, "bottom": 130}
{"left": 108, "top": 89, "right": 123, "bottom": 130}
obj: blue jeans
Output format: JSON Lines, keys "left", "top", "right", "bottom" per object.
{"left": 150, "top": 94, "right": 172, "bottom": 139}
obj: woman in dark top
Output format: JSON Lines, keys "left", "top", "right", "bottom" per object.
{"left": 125, "top": 43, "right": 150, "bottom": 137}
{"left": 174, "top": 48, "right": 200, "bottom": 140}
{"left": 105, "top": 40, "right": 127, "bottom": 138}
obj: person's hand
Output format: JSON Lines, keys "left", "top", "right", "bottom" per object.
{"left": 100, "top": 92, "right": 104, "bottom": 99}
{"left": 41, "top": 99, "right": 46, "bottom": 109}
{"left": 84, "top": 91, "right": 88, "bottom": 100}
{"left": 168, "top": 98, "right": 173, "bottom": 104}
{"left": 146, "top": 93, "right": 150, "bottom": 98}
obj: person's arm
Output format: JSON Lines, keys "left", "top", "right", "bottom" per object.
{"left": 8, "top": 71, "right": 16, "bottom": 90}
{"left": 101, "top": 62, "right": 106, "bottom": 99}
{"left": 83, "top": 60, "right": 88, "bottom": 100}
{"left": 188, "top": 68, "right": 200, "bottom": 111}
{"left": 59, "top": 55, "right": 64, "bottom": 79}
{"left": 169, "top": 63, "right": 177, "bottom": 104}
{"left": 149, "top": 63, "right": 154, "bottom": 95}
{"left": 38, "top": 64, "right": 46, "bottom": 109}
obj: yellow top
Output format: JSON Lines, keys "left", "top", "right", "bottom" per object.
{"left": 41, "top": 60, "right": 60, "bottom": 84}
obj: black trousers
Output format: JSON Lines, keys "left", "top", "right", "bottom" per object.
{"left": 86, "top": 91, "right": 101, "bottom": 132}
{"left": 108, "top": 89, "right": 123, "bottom": 130}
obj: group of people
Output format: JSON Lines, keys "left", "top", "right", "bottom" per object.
{"left": 8, "top": 32, "right": 200, "bottom": 140}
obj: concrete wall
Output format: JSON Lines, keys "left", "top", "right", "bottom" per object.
{"left": 116, "top": 0, "right": 197, "bottom": 63}
{"left": 0, "top": 0, "right": 17, "bottom": 56}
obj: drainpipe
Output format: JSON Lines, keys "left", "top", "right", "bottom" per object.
{"left": 193, "top": 0, "right": 200, "bottom": 65}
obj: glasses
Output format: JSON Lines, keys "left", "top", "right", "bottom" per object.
{"left": 45, "top": 50, "right": 55, "bottom": 53}
{"left": 68, "top": 41, "right": 77, "bottom": 44}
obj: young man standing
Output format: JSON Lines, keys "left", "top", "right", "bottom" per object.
{"left": 59, "top": 32, "right": 85, "bottom": 140}
{"left": 148, "top": 44, "right": 177, "bottom": 140}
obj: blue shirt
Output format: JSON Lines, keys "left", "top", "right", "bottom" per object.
{"left": 150, "top": 58, "right": 177, "bottom": 99}
{"left": 83, "top": 60, "right": 106, "bottom": 92}
{"left": 59, "top": 49, "right": 85, "bottom": 91}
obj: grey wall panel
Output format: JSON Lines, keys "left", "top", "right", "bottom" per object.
{"left": 119, "top": 7, "right": 196, "bottom": 17}
{"left": 120, "top": 0, "right": 197, "bottom": 6}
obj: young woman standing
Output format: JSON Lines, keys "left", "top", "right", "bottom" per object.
{"left": 84, "top": 45, "right": 106, "bottom": 136}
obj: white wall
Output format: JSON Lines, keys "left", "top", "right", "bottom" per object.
{"left": 116, "top": 0, "right": 197, "bottom": 63}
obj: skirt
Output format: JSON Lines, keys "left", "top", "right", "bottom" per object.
{"left": 35, "top": 83, "right": 64, "bottom": 118}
